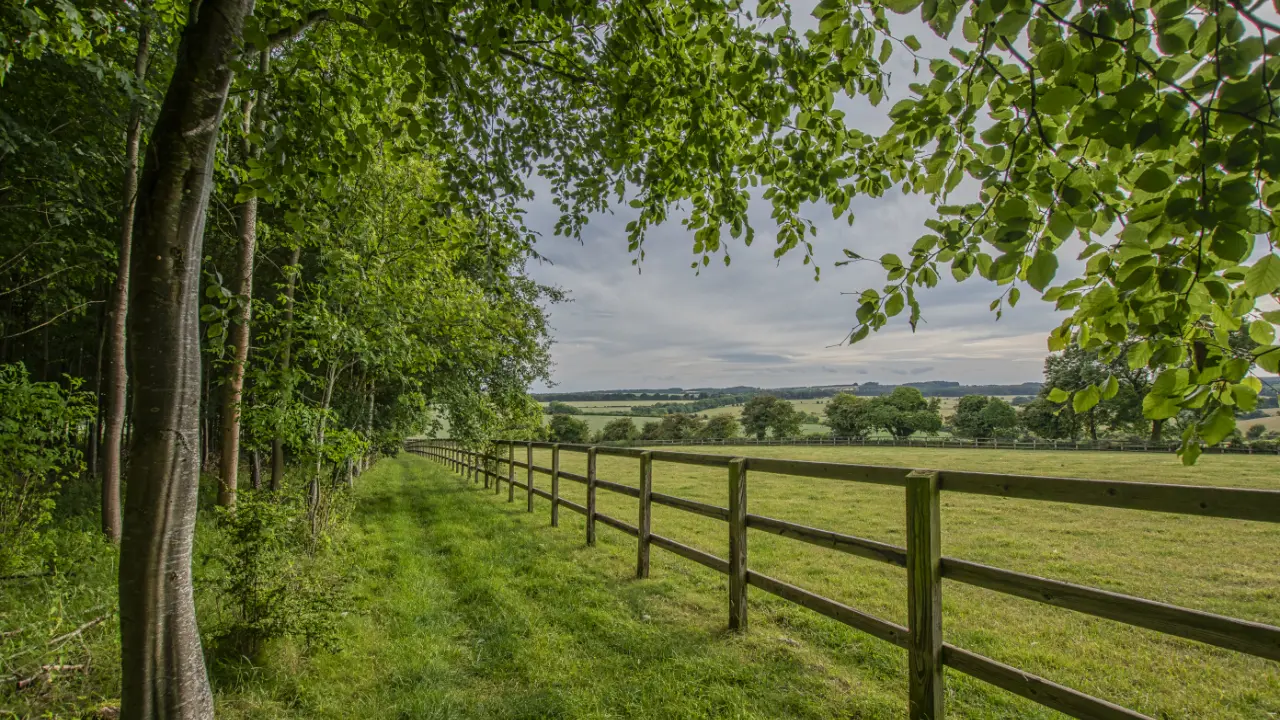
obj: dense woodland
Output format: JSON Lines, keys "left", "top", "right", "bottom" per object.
{"left": 4, "top": 0, "right": 1280, "bottom": 716}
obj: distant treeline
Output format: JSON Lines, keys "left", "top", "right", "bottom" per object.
{"left": 535, "top": 390, "right": 704, "bottom": 402}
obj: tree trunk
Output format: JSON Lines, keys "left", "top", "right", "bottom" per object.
{"left": 118, "top": 0, "right": 253, "bottom": 715}
{"left": 1151, "top": 419, "right": 1164, "bottom": 444}
{"left": 102, "top": 17, "right": 152, "bottom": 543}
{"left": 309, "top": 361, "right": 338, "bottom": 536}
{"left": 362, "top": 384, "right": 374, "bottom": 473}
{"left": 269, "top": 246, "right": 301, "bottom": 491}
{"left": 249, "top": 449, "right": 261, "bottom": 490}
{"left": 218, "top": 51, "right": 270, "bottom": 509}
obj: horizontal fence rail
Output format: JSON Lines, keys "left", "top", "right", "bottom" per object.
{"left": 632, "top": 434, "right": 1280, "bottom": 455}
{"left": 405, "top": 438, "right": 1280, "bottom": 720}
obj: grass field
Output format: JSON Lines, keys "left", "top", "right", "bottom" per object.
{"left": 508, "top": 444, "right": 1280, "bottom": 719}
{"left": 542, "top": 399, "right": 694, "bottom": 409}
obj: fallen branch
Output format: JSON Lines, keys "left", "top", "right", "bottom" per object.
{"left": 49, "top": 615, "right": 108, "bottom": 647}
{"left": 15, "top": 663, "right": 86, "bottom": 690}
{"left": 0, "top": 628, "right": 22, "bottom": 639}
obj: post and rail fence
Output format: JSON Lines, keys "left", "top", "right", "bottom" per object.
{"left": 637, "top": 434, "right": 1280, "bottom": 455}
{"left": 405, "top": 438, "right": 1280, "bottom": 720}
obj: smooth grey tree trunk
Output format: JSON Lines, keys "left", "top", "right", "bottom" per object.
{"left": 102, "top": 16, "right": 152, "bottom": 543}
{"left": 119, "top": 0, "right": 253, "bottom": 714}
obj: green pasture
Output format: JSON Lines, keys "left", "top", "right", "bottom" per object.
{"left": 509, "top": 444, "right": 1280, "bottom": 719}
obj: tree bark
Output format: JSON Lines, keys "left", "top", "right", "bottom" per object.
{"left": 269, "top": 246, "right": 301, "bottom": 491}
{"left": 1151, "top": 419, "right": 1164, "bottom": 443}
{"left": 102, "top": 16, "right": 152, "bottom": 543}
{"left": 217, "top": 51, "right": 270, "bottom": 509}
{"left": 362, "top": 384, "right": 374, "bottom": 473}
{"left": 118, "top": 0, "right": 253, "bottom": 715}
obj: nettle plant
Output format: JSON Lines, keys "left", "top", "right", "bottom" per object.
{"left": 831, "top": 0, "right": 1280, "bottom": 461}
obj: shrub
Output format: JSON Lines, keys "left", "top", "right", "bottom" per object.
{"left": 0, "top": 363, "right": 95, "bottom": 574}
{"left": 204, "top": 489, "right": 348, "bottom": 661}
{"left": 548, "top": 414, "right": 590, "bottom": 443}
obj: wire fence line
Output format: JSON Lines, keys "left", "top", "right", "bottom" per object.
{"left": 633, "top": 434, "right": 1280, "bottom": 455}
{"left": 407, "top": 438, "right": 1280, "bottom": 720}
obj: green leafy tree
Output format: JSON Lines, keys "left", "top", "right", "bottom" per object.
{"left": 824, "top": 392, "right": 875, "bottom": 438}
{"left": 741, "top": 395, "right": 802, "bottom": 439}
{"left": 697, "top": 415, "right": 740, "bottom": 440}
{"left": 598, "top": 417, "right": 639, "bottom": 443}
{"left": 867, "top": 387, "right": 943, "bottom": 439}
{"left": 951, "top": 395, "right": 1019, "bottom": 439}
{"left": 548, "top": 415, "right": 590, "bottom": 444}
{"left": 1246, "top": 424, "right": 1267, "bottom": 440}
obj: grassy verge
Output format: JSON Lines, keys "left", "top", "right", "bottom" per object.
{"left": 218, "top": 454, "right": 909, "bottom": 719}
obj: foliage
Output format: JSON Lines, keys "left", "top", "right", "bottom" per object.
{"left": 545, "top": 401, "right": 582, "bottom": 415}
{"left": 741, "top": 396, "right": 802, "bottom": 439}
{"left": 1246, "top": 423, "right": 1267, "bottom": 440}
{"left": 204, "top": 489, "right": 348, "bottom": 661}
{"left": 951, "top": 395, "right": 1020, "bottom": 439}
{"left": 824, "top": 392, "right": 875, "bottom": 438}
{"left": 833, "top": 0, "right": 1280, "bottom": 462}
{"left": 597, "top": 416, "right": 639, "bottom": 443}
{"left": 697, "top": 415, "right": 741, "bottom": 440}
{"left": 547, "top": 415, "right": 590, "bottom": 444}
{"left": 864, "top": 387, "right": 944, "bottom": 439}
{"left": 0, "top": 363, "right": 95, "bottom": 574}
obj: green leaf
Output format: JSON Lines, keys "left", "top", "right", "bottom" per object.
{"left": 1180, "top": 441, "right": 1202, "bottom": 466}
{"left": 1143, "top": 392, "right": 1182, "bottom": 420}
{"left": 1200, "top": 405, "right": 1236, "bottom": 445}
{"left": 1047, "top": 387, "right": 1070, "bottom": 403}
{"left": 883, "top": 0, "right": 924, "bottom": 13}
{"left": 1037, "top": 86, "right": 1082, "bottom": 115}
{"left": 1249, "top": 320, "right": 1276, "bottom": 345}
{"left": 1073, "top": 385, "right": 1100, "bottom": 413}
{"left": 885, "top": 292, "right": 905, "bottom": 317}
{"left": 1257, "top": 345, "right": 1280, "bottom": 374}
{"left": 1245, "top": 254, "right": 1280, "bottom": 296}
{"left": 1026, "top": 251, "right": 1058, "bottom": 291}
{"left": 1135, "top": 167, "right": 1173, "bottom": 192}
{"left": 904, "top": 35, "right": 921, "bottom": 51}
{"left": 1102, "top": 375, "right": 1119, "bottom": 400}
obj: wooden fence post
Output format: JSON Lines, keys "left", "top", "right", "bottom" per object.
{"left": 495, "top": 443, "right": 503, "bottom": 495}
{"left": 728, "top": 457, "right": 747, "bottom": 631}
{"left": 526, "top": 442, "right": 534, "bottom": 512}
{"left": 906, "top": 469, "right": 943, "bottom": 720}
{"left": 637, "top": 451, "right": 652, "bottom": 579}
{"left": 551, "top": 444, "right": 561, "bottom": 527}
{"left": 586, "top": 447, "right": 597, "bottom": 546}
{"left": 508, "top": 442, "right": 515, "bottom": 501}
{"left": 483, "top": 447, "right": 490, "bottom": 489}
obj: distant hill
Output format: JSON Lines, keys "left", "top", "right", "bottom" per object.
{"left": 534, "top": 381, "right": 1043, "bottom": 403}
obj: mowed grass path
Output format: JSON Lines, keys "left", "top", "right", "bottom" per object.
{"left": 521, "top": 444, "right": 1280, "bottom": 719}
{"left": 217, "top": 454, "right": 905, "bottom": 719}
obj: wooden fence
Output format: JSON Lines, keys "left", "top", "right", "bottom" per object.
{"left": 638, "top": 434, "right": 1280, "bottom": 455}
{"left": 404, "top": 438, "right": 1280, "bottom": 720}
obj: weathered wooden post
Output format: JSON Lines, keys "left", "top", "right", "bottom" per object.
{"left": 508, "top": 442, "right": 515, "bottom": 502}
{"left": 586, "top": 446, "right": 597, "bottom": 546}
{"left": 637, "top": 451, "right": 652, "bottom": 579}
{"left": 906, "top": 469, "right": 943, "bottom": 720}
{"left": 495, "top": 443, "right": 503, "bottom": 495}
{"left": 526, "top": 442, "right": 534, "bottom": 512}
{"left": 551, "top": 444, "right": 561, "bottom": 527}
{"left": 728, "top": 457, "right": 748, "bottom": 631}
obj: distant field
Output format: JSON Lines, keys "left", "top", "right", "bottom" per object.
{"left": 1238, "top": 408, "right": 1280, "bottom": 434}
{"left": 525, "top": 444, "right": 1280, "bottom": 719}
{"left": 542, "top": 399, "right": 694, "bottom": 409}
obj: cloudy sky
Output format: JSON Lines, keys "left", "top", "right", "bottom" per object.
{"left": 522, "top": 184, "right": 1074, "bottom": 393}
{"left": 516, "top": 16, "right": 1071, "bottom": 394}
